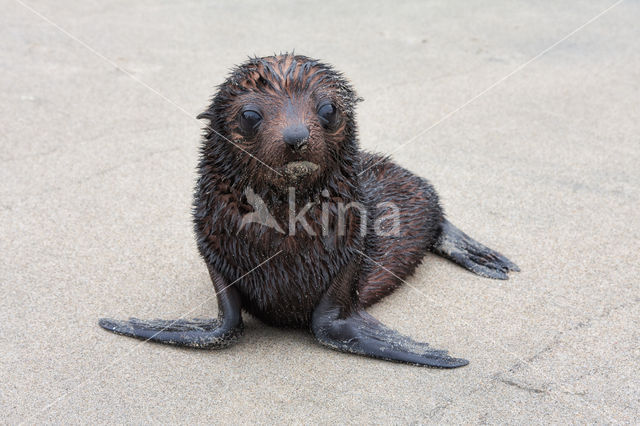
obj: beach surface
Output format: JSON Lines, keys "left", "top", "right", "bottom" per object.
{"left": 2, "top": 0, "right": 639, "bottom": 422}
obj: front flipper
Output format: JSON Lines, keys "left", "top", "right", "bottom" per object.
{"left": 99, "top": 265, "right": 243, "bottom": 349}
{"left": 312, "top": 297, "right": 468, "bottom": 368}
{"left": 433, "top": 219, "right": 520, "bottom": 280}
{"left": 98, "top": 317, "right": 243, "bottom": 348}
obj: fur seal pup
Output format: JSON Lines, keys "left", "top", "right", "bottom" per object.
{"left": 99, "top": 54, "right": 519, "bottom": 368}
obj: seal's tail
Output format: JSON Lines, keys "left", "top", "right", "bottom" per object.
{"left": 98, "top": 317, "right": 243, "bottom": 349}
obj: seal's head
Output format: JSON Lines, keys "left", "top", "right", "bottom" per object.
{"left": 198, "top": 54, "right": 361, "bottom": 192}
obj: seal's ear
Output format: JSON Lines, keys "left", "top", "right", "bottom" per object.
{"left": 197, "top": 111, "right": 215, "bottom": 120}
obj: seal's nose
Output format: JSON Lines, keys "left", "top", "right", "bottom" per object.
{"left": 283, "top": 124, "right": 309, "bottom": 150}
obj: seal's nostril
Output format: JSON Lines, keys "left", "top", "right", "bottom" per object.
{"left": 283, "top": 124, "right": 310, "bottom": 150}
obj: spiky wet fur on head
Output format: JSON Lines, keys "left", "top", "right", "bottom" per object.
{"left": 197, "top": 54, "right": 362, "bottom": 197}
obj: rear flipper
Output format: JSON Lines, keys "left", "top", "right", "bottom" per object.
{"left": 433, "top": 219, "right": 520, "bottom": 280}
{"left": 312, "top": 298, "right": 468, "bottom": 368}
{"left": 98, "top": 317, "right": 243, "bottom": 349}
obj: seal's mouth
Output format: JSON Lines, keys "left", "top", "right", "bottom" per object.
{"left": 282, "top": 161, "right": 319, "bottom": 181}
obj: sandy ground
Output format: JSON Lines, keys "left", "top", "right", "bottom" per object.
{"left": 2, "top": 0, "right": 639, "bottom": 423}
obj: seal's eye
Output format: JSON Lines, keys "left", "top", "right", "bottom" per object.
{"left": 239, "top": 110, "right": 262, "bottom": 135}
{"left": 317, "top": 103, "right": 337, "bottom": 128}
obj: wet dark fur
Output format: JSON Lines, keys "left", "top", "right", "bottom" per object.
{"left": 193, "top": 54, "right": 442, "bottom": 327}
